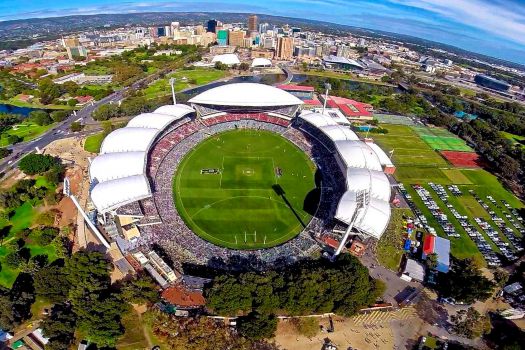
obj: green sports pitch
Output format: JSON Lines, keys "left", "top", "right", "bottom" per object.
{"left": 173, "top": 129, "right": 318, "bottom": 249}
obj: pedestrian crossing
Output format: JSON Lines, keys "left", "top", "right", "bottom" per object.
{"left": 350, "top": 307, "right": 417, "bottom": 325}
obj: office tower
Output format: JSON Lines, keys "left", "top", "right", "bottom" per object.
{"left": 164, "top": 25, "right": 171, "bottom": 38}
{"left": 258, "top": 23, "right": 269, "bottom": 34}
{"left": 229, "top": 30, "right": 245, "bottom": 47}
{"left": 195, "top": 25, "right": 205, "bottom": 35}
{"left": 62, "top": 37, "right": 80, "bottom": 48}
{"left": 207, "top": 19, "right": 218, "bottom": 33}
{"left": 276, "top": 36, "right": 294, "bottom": 60}
{"left": 248, "top": 14, "right": 258, "bottom": 32}
{"left": 171, "top": 21, "right": 180, "bottom": 32}
{"left": 217, "top": 29, "right": 228, "bottom": 46}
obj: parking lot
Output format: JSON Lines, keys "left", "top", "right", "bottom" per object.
{"left": 397, "top": 182, "right": 524, "bottom": 266}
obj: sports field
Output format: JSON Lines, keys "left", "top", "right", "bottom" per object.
{"left": 174, "top": 129, "right": 317, "bottom": 249}
{"left": 411, "top": 126, "right": 472, "bottom": 152}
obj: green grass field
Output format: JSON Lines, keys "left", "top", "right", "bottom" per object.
{"left": 174, "top": 129, "right": 317, "bottom": 249}
{"left": 84, "top": 133, "right": 104, "bottom": 153}
{"left": 376, "top": 208, "right": 411, "bottom": 271}
{"left": 412, "top": 126, "right": 472, "bottom": 152}
{"left": 362, "top": 125, "right": 449, "bottom": 168}
{"left": 0, "top": 122, "right": 55, "bottom": 147}
{"left": 143, "top": 68, "right": 228, "bottom": 99}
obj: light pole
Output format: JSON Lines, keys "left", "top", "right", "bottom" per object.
{"left": 169, "top": 78, "right": 176, "bottom": 105}
{"left": 322, "top": 82, "right": 331, "bottom": 115}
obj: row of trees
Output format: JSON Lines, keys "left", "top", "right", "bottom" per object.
{"left": 92, "top": 93, "right": 171, "bottom": 121}
{"left": 0, "top": 250, "right": 159, "bottom": 349}
{"left": 146, "top": 309, "right": 280, "bottom": 350}
{"left": 205, "top": 254, "right": 383, "bottom": 340}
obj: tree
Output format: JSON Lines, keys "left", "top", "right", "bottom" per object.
{"left": 238, "top": 312, "right": 277, "bottom": 340}
{"left": 239, "top": 62, "right": 250, "bottom": 71}
{"left": 493, "top": 269, "right": 509, "bottom": 288}
{"left": 7, "top": 134, "right": 22, "bottom": 145}
{"left": 33, "top": 226, "right": 59, "bottom": 246}
{"left": 18, "top": 154, "right": 59, "bottom": 175}
{"left": 92, "top": 104, "right": 120, "bottom": 121}
{"left": 451, "top": 307, "right": 491, "bottom": 339}
{"left": 0, "top": 294, "right": 17, "bottom": 330}
{"left": 206, "top": 254, "right": 382, "bottom": 317}
{"left": 67, "top": 98, "right": 78, "bottom": 106}
{"left": 29, "top": 110, "right": 52, "bottom": 126}
{"left": 38, "top": 79, "right": 61, "bottom": 105}
{"left": 70, "top": 121, "right": 83, "bottom": 132}
{"left": 0, "top": 147, "right": 12, "bottom": 159}
{"left": 5, "top": 250, "right": 24, "bottom": 268}
{"left": 426, "top": 252, "right": 439, "bottom": 270}
{"left": 292, "top": 317, "right": 319, "bottom": 338}
{"left": 50, "top": 110, "right": 68, "bottom": 122}
{"left": 120, "top": 274, "right": 159, "bottom": 304}
{"left": 41, "top": 303, "right": 77, "bottom": 350}
{"left": 437, "top": 258, "right": 495, "bottom": 304}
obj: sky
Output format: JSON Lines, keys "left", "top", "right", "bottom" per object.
{"left": 1, "top": 0, "right": 525, "bottom": 65}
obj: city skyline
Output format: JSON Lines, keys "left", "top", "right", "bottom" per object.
{"left": 1, "top": 0, "right": 525, "bottom": 65}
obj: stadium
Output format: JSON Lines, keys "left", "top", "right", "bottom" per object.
{"left": 88, "top": 83, "right": 394, "bottom": 268}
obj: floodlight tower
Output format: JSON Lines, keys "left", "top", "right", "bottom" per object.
{"left": 321, "top": 83, "right": 331, "bottom": 115}
{"left": 63, "top": 177, "right": 110, "bottom": 249}
{"left": 169, "top": 78, "right": 176, "bottom": 105}
{"left": 333, "top": 189, "right": 369, "bottom": 259}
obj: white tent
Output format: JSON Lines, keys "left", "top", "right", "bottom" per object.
{"left": 154, "top": 104, "right": 194, "bottom": 117}
{"left": 366, "top": 141, "right": 394, "bottom": 167}
{"left": 212, "top": 53, "right": 240, "bottom": 66}
{"left": 251, "top": 57, "right": 272, "bottom": 67}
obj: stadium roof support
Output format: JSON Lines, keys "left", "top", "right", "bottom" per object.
{"left": 334, "top": 140, "right": 383, "bottom": 172}
{"left": 89, "top": 104, "right": 194, "bottom": 213}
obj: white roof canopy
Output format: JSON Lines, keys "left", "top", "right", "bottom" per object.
{"left": 100, "top": 128, "right": 158, "bottom": 154}
{"left": 299, "top": 111, "right": 338, "bottom": 127}
{"left": 154, "top": 104, "right": 194, "bottom": 117}
{"left": 366, "top": 141, "right": 394, "bottom": 167}
{"left": 91, "top": 175, "right": 151, "bottom": 213}
{"left": 189, "top": 83, "right": 304, "bottom": 107}
{"left": 345, "top": 168, "right": 391, "bottom": 202}
{"left": 319, "top": 125, "right": 359, "bottom": 141}
{"left": 334, "top": 140, "right": 383, "bottom": 171}
{"left": 335, "top": 191, "right": 391, "bottom": 239}
{"left": 90, "top": 151, "right": 146, "bottom": 183}
{"left": 126, "top": 113, "right": 179, "bottom": 129}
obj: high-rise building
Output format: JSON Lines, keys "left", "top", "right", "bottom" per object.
{"left": 228, "top": 30, "right": 245, "bottom": 47}
{"left": 258, "top": 23, "right": 269, "bottom": 34}
{"left": 194, "top": 25, "right": 205, "bottom": 35}
{"left": 217, "top": 29, "right": 229, "bottom": 46}
{"left": 248, "top": 14, "right": 258, "bottom": 32}
{"left": 276, "top": 36, "right": 294, "bottom": 60}
{"left": 66, "top": 46, "right": 88, "bottom": 60}
{"left": 164, "top": 26, "right": 172, "bottom": 38}
{"left": 62, "top": 37, "right": 80, "bottom": 48}
{"left": 171, "top": 21, "right": 180, "bottom": 32}
{"left": 207, "top": 19, "right": 218, "bottom": 33}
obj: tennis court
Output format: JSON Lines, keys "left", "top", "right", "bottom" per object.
{"left": 411, "top": 126, "right": 472, "bottom": 152}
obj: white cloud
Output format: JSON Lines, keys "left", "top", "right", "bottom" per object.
{"left": 389, "top": 0, "right": 525, "bottom": 45}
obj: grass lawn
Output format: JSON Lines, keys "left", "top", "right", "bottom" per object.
{"left": 0, "top": 122, "right": 55, "bottom": 147}
{"left": 362, "top": 125, "right": 449, "bottom": 168}
{"left": 175, "top": 129, "right": 317, "bottom": 249}
{"left": 412, "top": 126, "right": 472, "bottom": 152}
{"left": 376, "top": 208, "right": 411, "bottom": 271}
{"left": 84, "top": 133, "right": 104, "bottom": 153}
{"left": 441, "top": 169, "right": 472, "bottom": 184}
{"left": 1, "top": 96, "right": 75, "bottom": 110}
{"left": 117, "top": 310, "right": 150, "bottom": 350}
{"left": 143, "top": 68, "right": 228, "bottom": 99}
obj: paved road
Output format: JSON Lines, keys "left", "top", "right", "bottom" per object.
{"left": 0, "top": 76, "right": 153, "bottom": 175}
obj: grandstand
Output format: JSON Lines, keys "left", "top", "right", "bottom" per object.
{"left": 86, "top": 83, "right": 393, "bottom": 268}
